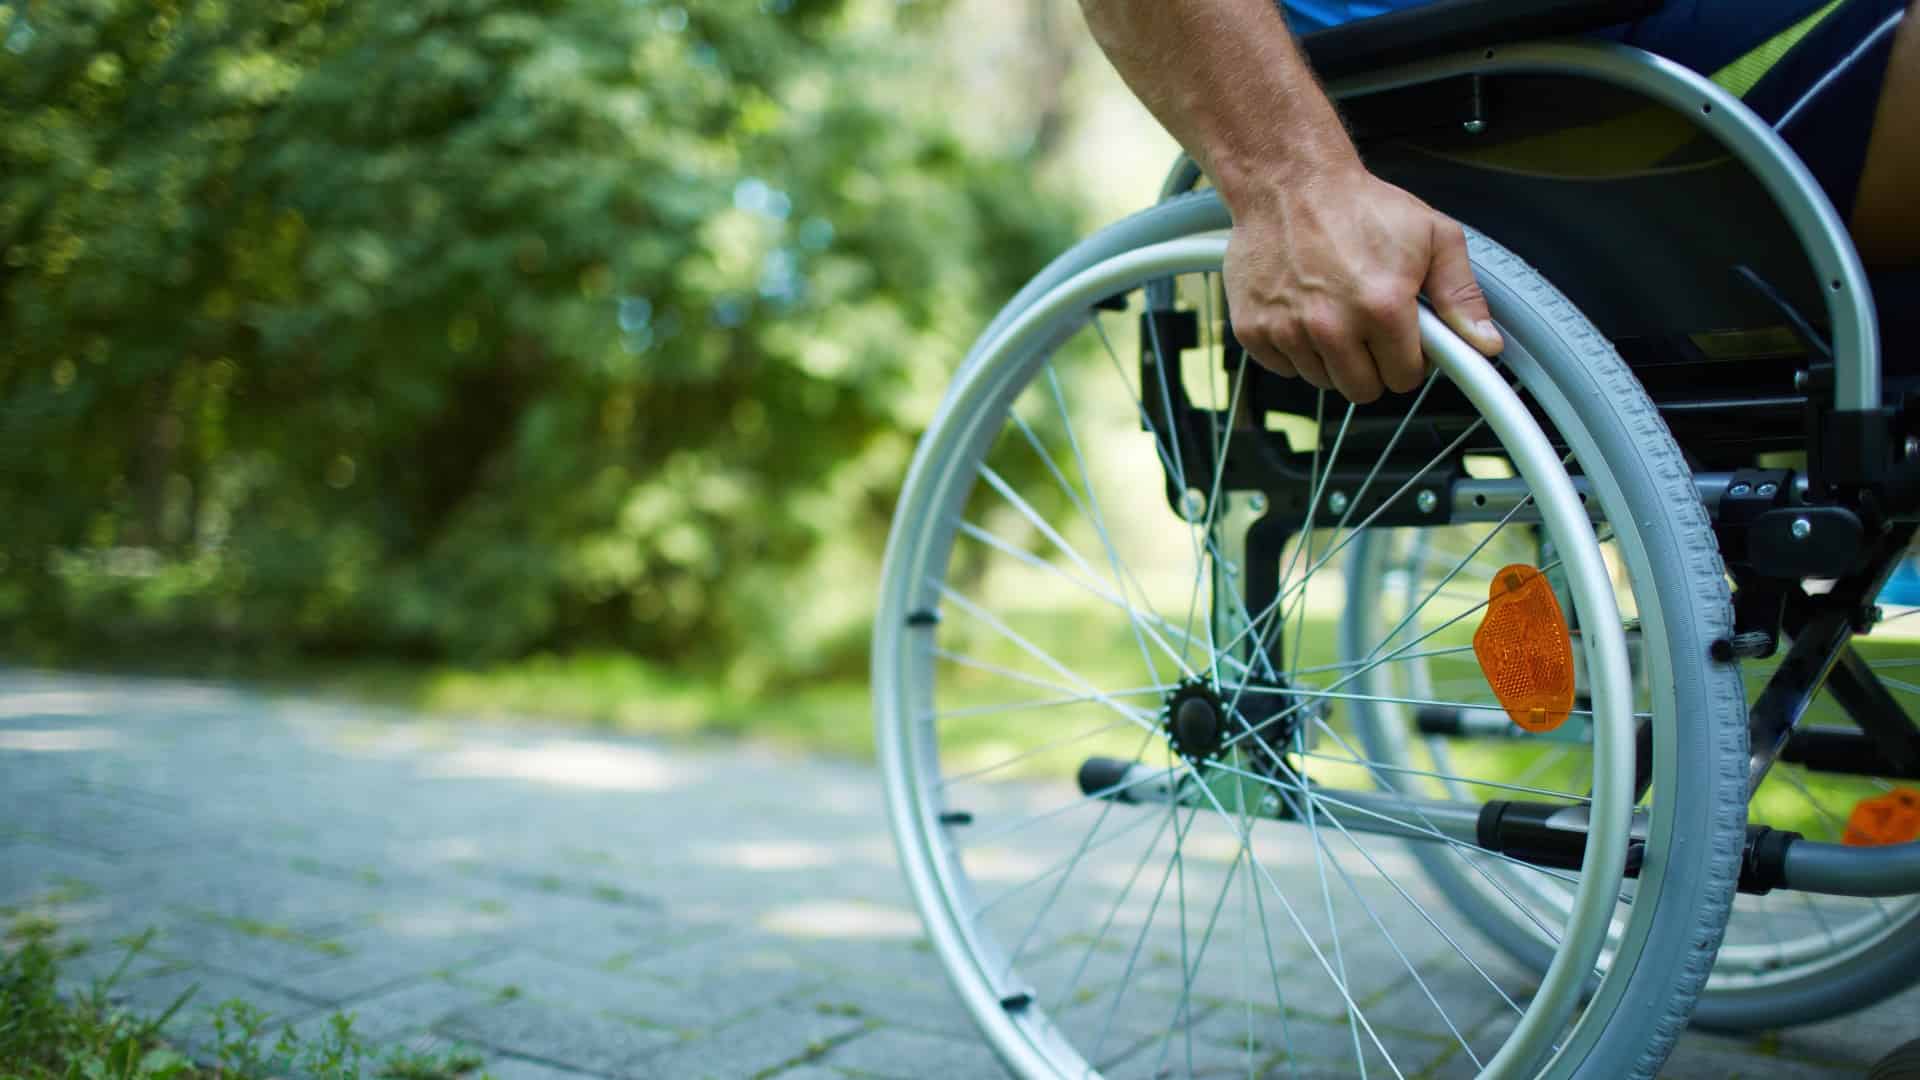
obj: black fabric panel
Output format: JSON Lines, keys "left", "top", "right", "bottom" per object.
{"left": 1751, "top": 0, "right": 1904, "bottom": 219}
{"left": 1871, "top": 269, "right": 1919, "bottom": 373}
{"left": 1596, "top": 0, "right": 1844, "bottom": 73}
{"left": 1299, "top": 0, "right": 1665, "bottom": 78}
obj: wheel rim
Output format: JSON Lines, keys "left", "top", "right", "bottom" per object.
{"left": 874, "top": 234, "right": 1634, "bottom": 1079}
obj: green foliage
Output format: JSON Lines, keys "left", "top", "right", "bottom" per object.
{"left": 0, "top": 921, "right": 484, "bottom": 1078}
{"left": 0, "top": 923, "right": 186, "bottom": 1079}
{"left": 0, "top": 0, "right": 1079, "bottom": 677}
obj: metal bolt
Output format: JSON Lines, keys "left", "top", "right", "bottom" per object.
{"left": 1180, "top": 488, "right": 1206, "bottom": 522}
{"left": 1462, "top": 119, "right": 1487, "bottom": 135}
{"left": 1794, "top": 370, "right": 1809, "bottom": 391}
{"left": 1248, "top": 493, "right": 1268, "bottom": 514}
{"left": 1729, "top": 482, "right": 1751, "bottom": 496}
{"left": 1872, "top": 605, "right": 1885, "bottom": 626}
{"left": 1905, "top": 436, "right": 1919, "bottom": 461}
{"left": 1790, "top": 517, "right": 1812, "bottom": 541}
{"left": 1416, "top": 489, "right": 1438, "bottom": 514}
{"left": 1757, "top": 482, "right": 1778, "bottom": 498}
{"left": 1327, "top": 490, "right": 1350, "bottom": 515}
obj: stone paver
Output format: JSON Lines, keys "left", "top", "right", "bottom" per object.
{"left": 2, "top": 669, "right": 1915, "bottom": 1079}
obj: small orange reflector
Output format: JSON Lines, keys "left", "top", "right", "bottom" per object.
{"left": 1472, "top": 564, "right": 1576, "bottom": 734}
{"left": 1843, "top": 788, "right": 1920, "bottom": 847}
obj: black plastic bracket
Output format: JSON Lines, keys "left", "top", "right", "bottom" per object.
{"left": 1141, "top": 309, "right": 1199, "bottom": 359}
{"left": 1717, "top": 469, "right": 1793, "bottom": 528}
{"left": 1818, "top": 407, "right": 1894, "bottom": 492}
{"left": 1738, "top": 825, "right": 1801, "bottom": 895}
{"left": 1749, "top": 506, "right": 1865, "bottom": 578}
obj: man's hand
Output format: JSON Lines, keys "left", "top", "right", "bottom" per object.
{"left": 1077, "top": 0, "right": 1502, "bottom": 403}
{"left": 1223, "top": 165, "right": 1504, "bottom": 404}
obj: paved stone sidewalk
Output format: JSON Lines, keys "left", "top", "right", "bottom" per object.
{"left": 0, "top": 669, "right": 1911, "bottom": 1078}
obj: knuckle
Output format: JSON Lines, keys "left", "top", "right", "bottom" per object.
{"left": 1360, "top": 283, "right": 1409, "bottom": 323}
{"left": 1266, "top": 319, "right": 1308, "bottom": 355}
{"left": 1230, "top": 314, "right": 1274, "bottom": 346}
{"left": 1301, "top": 309, "right": 1346, "bottom": 348}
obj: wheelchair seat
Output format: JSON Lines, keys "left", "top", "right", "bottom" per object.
{"left": 1300, "top": 0, "right": 1666, "bottom": 78}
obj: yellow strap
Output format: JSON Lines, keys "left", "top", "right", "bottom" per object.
{"left": 1712, "top": 0, "right": 1847, "bottom": 98}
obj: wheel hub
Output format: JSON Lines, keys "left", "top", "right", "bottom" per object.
{"left": 1164, "top": 680, "right": 1227, "bottom": 762}
{"left": 1163, "top": 675, "right": 1302, "bottom": 771}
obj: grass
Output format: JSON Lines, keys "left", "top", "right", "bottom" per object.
{"left": 194, "top": 912, "right": 350, "bottom": 958}
{"left": 0, "top": 919, "right": 484, "bottom": 1080}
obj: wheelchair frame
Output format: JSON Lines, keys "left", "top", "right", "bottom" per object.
{"left": 1137, "top": 39, "right": 1920, "bottom": 900}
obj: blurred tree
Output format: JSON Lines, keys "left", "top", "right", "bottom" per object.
{"left": 0, "top": 0, "right": 1078, "bottom": 678}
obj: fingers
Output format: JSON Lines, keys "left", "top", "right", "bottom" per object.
{"left": 1247, "top": 339, "right": 1332, "bottom": 393}
{"left": 1236, "top": 301, "right": 1392, "bottom": 401}
{"left": 1425, "top": 217, "right": 1504, "bottom": 356}
{"left": 1234, "top": 332, "right": 1300, "bottom": 381}
{"left": 1362, "top": 283, "right": 1425, "bottom": 394}
{"left": 1290, "top": 349, "right": 1333, "bottom": 394}
{"left": 1302, "top": 306, "right": 1383, "bottom": 404}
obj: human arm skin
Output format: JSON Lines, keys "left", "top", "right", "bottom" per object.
{"left": 1077, "top": 0, "right": 1503, "bottom": 403}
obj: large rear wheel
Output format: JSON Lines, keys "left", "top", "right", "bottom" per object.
{"left": 873, "top": 205, "right": 1746, "bottom": 1078}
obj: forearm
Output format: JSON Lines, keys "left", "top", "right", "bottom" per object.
{"left": 1077, "top": 0, "right": 1361, "bottom": 215}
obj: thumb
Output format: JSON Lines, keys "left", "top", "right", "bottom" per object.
{"left": 1425, "top": 218, "right": 1503, "bottom": 356}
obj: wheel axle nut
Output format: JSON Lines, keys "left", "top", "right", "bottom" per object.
{"left": 1790, "top": 517, "right": 1812, "bottom": 540}
{"left": 1327, "top": 490, "right": 1349, "bottom": 515}
{"left": 1416, "top": 489, "right": 1438, "bottom": 514}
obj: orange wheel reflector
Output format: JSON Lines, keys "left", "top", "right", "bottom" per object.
{"left": 1472, "top": 564, "right": 1576, "bottom": 734}
{"left": 1842, "top": 787, "right": 1920, "bottom": 847}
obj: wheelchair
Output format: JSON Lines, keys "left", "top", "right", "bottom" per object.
{"left": 873, "top": 1, "right": 1920, "bottom": 1076}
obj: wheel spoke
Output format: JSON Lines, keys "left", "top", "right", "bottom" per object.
{"left": 1051, "top": 804, "right": 1177, "bottom": 1015}
{"left": 1176, "top": 758, "right": 1410, "bottom": 1077}
{"left": 1189, "top": 310, "right": 1252, "bottom": 688}
{"left": 1036, "top": 363, "right": 1178, "bottom": 687}
{"left": 954, "top": 518, "right": 1202, "bottom": 682}
{"left": 1270, "top": 764, "right": 1497, "bottom": 1067}
{"left": 1292, "top": 746, "right": 1590, "bottom": 803}
{"left": 933, "top": 584, "right": 1159, "bottom": 734}
{"left": 1210, "top": 415, "right": 1492, "bottom": 677}
{"left": 936, "top": 716, "right": 1145, "bottom": 789}
{"left": 932, "top": 647, "right": 1155, "bottom": 715}
{"left": 1091, "top": 797, "right": 1194, "bottom": 1063}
